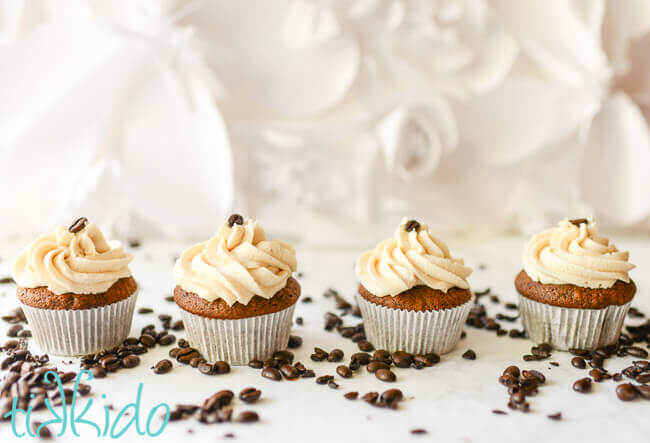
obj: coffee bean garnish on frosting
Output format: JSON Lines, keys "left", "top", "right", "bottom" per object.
{"left": 569, "top": 218, "right": 588, "bottom": 226}
{"left": 68, "top": 217, "right": 88, "bottom": 233}
{"left": 404, "top": 219, "right": 421, "bottom": 232}
{"left": 227, "top": 214, "right": 244, "bottom": 227}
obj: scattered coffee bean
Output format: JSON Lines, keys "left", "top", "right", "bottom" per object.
{"left": 239, "top": 387, "right": 262, "bottom": 403}
{"left": 153, "top": 359, "right": 172, "bottom": 374}
{"left": 375, "top": 369, "right": 396, "bottom": 382}
{"left": 261, "top": 367, "right": 282, "bottom": 381}
{"left": 573, "top": 378, "right": 592, "bottom": 393}
{"left": 344, "top": 392, "right": 358, "bottom": 400}
{"left": 547, "top": 412, "right": 562, "bottom": 421}
{"left": 616, "top": 383, "right": 639, "bottom": 401}
{"left": 287, "top": 335, "right": 303, "bottom": 349}
{"left": 571, "top": 356, "right": 586, "bottom": 369}
{"left": 462, "top": 350, "right": 476, "bottom": 360}
{"left": 248, "top": 359, "right": 263, "bottom": 369}
{"left": 336, "top": 365, "right": 352, "bottom": 378}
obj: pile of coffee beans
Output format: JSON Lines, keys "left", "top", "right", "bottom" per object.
{"left": 80, "top": 323, "right": 178, "bottom": 377}
{"left": 249, "top": 350, "right": 315, "bottom": 381}
{"left": 0, "top": 340, "right": 89, "bottom": 428}
{"left": 466, "top": 289, "right": 526, "bottom": 338}
{"left": 523, "top": 343, "right": 552, "bottom": 362}
{"left": 167, "top": 388, "right": 260, "bottom": 425}
{"left": 167, "top": 340, "right": 230, "bottom": 376}
{"left": 497, "top": 365, "right": 546, "bottom": 413}
{"left": 344, "top": 388, "right": 405, "bottom": 409}
{"left": 2, "top": 308, "right": 31, "bottom": 339}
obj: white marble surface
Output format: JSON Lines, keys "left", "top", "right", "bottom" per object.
{"left": 0, "top": 234, "right": 649, "bottom": 443}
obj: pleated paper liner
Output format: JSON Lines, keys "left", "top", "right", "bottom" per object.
{"left": 179, "top": 303, "right": 296, "bottom": 365}
{"left": 21, "top": 289, "right": 138, "bottom": 356}
{"left": 518, "top": 294, "right": 632, "bottom": 351}
{"left": 356, "top": 294, "right": 473, "bottom": 355}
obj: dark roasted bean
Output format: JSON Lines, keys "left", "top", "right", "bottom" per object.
{"left": 159, "top": 334, "right": 176, "bottom": 346}
{"left": 153, "top": 359, "right": 172, "bottom": 374}
{"left": 344, "top": 391, "right": 358, "bottom": 400}
{"left": 214, "top": 361, "right": 230, "bottom": 374}
{"left": 315, "top": 375, "right": 333, "bottom": 385}
{"left": 571, "top": 356, "right": 587, "bottom": 369}
{"left": 198, "top": 362, "right": 215, "bottom": 375}
{"left": 462, "top": 350, "right": 476, "bottom": 360}
{"left": 203, "top": 390, "right": 234, "bottom": 411}
{"left": 287, "top": 335, "right": 303, "bottom": 349}
{"left": 547, "top": 413, "right": 562, "bottom": 421}
{"left": 121, "top": 355, "right": 140, "bottom": 369}
{"left": 375, "top": 369, "right": 396, "bottom": 382}
{"left": 367, "top": 361, "right": 390, "bottom": 373}
{"left": 327, "top": 349, "right": 344, "bottom": 362}
{"left": 616, "top": 383, "right": 639, "bottom": 401}
{"left": 351, "top": 352, "right": 371, "bottom": 365}
{"left": 336, "top": 365, "right": 352, "bottom": 378}
{"left": 248, "top": 359, "right": 263, "bottom": 369}
{"left": 358, "top": 340, "right": 374, "bottom": 352}
{"left": 280, "top": 364, "right": 299, "bottom": 380}
{"left": 573, "top": 378, "right": 592, "bottom": 393}
{"left": 391, "top": 351, "right": 413, "bottom": 368}
{"left": 236, "top": 411, "right": 259, "bottom": 423}
{"left": 239, "top": 387, "right": 261, "bottom": 403}
{"left": 261, "top": 367, "right": 282, "bottom": 381}
{"left": 361, "top": 392, "right": 378, "bottom": 404}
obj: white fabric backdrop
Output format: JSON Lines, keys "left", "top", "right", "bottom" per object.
{"left": 1, "top": 0, "right": 649, "bottom": 244}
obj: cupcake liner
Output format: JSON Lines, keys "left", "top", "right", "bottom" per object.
{"left": 21, "top": 289, "right": 138, "bottom": 356}
{"left": 518, "top": 294, "right": 632, "bottom": 351}
{"left": 356, "top": 294, "right": 473, "bottom": 355}
{"left": 179, "top": 303, "right": 296, "bottom": 365}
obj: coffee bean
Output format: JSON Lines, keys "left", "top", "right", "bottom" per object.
{"left": 198, "top": 362, "right": 215, "bottom": 375}
{"left": 203, "top": 390, "right": 234, "bottom": 411}
{"left": 462, "top": 350, "right": 476, "bottom": 360}
{"left": 121, "top": 355, "right": 140, "bottom": 369}
{"left": 573, "top": 378, "right": 591, "bottom": 393}
{"left": 137, "top": 307, "right": 153, "bottom": 314}
{"left": 636, "top": 373, "right": 650, "bottom": 383}
{"left": 91, "top": 366, "right": 106, "bottom": 378}
{"left": 414, "top": 353, "right": 439, "bottom": 367}
{"left": 503, "top": 366, "right": 520, "bottom": 378}
{"left": 624, "top": 346, "right": 649, "bottom": 359}
{"left": 381, "top": 389, "right": 403, "bottom": 403}
{"left": 375, "top": 369, "right": 396, "bottom": 382}
{"left": 248, "top": 359, "right": 263, "bottom": 369}
{"left": 139, "top": 334, "right": 156, "bottom": 348}
{"left": 411, "top": 429, "right": 427, "bottom": 435}
{"left": 17, "top": 330, "right": 31, "bottom": 338}
{"left": 316, "top": 375, "right": 334, "bottom": 385}
{"left": 492, "top": 409, "right": 507, "bottom": 415}
{"left": 391, "top": 351, "right": 413, "bottom": 368}
{"left": 32, "top": 421, "right": 52, "bottom": 439}
{"left": 227, "top": 214, "right": 244, "bottom": 227}
{"left": 239, "top": 387, "right": 262, "bottom": 403}
{"left": 367, "top": 361, "right": 390, "bottom": 373}
{"left": 261, "top": 367, "right": 282, "bottom": 381}
{"left": 358, "top": 340, "right": 374, "bottom": 352}
{"left": 7, "top": 324, "right": 23, "bottom": 337}
{"left": 214, "top": 361, "right": 230, "bottom": 374}
{"left": 344, "top": 392, "right": 358, "bottom": 400}
{"left": 159, "top": 334, "right": 176, "bottom": 346}
{"left": 273, "top": 350, "right": 294, "bottom": 365}
{"left": 616, "top": 383, "right": 639, "bottom": 401}
{"left": 405, "top": 219, "right": 420, "bottom": 232}
{"left": 522, "top": 370, "right": 545, "bottom": 384}
{"left": 68, "top": 217, "right": 88, "bottom": 233}
{"left": 328, "top": 380, "right": 339, "bottom": 389}
{"left": 327, "top": 349, "right": 344, "bottom": 363}
{"left": 301, "top": 370, "right": 315, "bottom": 378}
{"left": 637, "top": 385, "right": 650, "bottom": 399}
{"left": 280, "top": 364, "right": 299, "bottom": 380}
{"left": 351, "top": 352, "right": 371, "bottom": 365}
{"left": 287, "top": 335, "right": 303, "bottom": 349}
{"left": 153, "top": 359, "right": 172, "bottom": 374}
{"left": 236, "top": 411, "right": 259, "bottom": 423}
{"left": 336, "top": 365, "right": 352, "bottom": 378}
{"left": 571, "top": 356, "right": 586, "bottom": 369}
{"left": 547, "top": 413, "right": 562, "bottom": 421}
{"left": 189, "top": 357, "right": 205, "bottom": 368}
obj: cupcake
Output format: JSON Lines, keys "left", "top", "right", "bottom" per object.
{"left": 173, "top": 214, "right": 299, "bottom": 365}
{"left": 515, "top": 218, "right": 636, "bottom": 350}
{"left": 355, "top": 218, "right": 473, "bottom": 354}
{"left": 12, "top": 217, "right": 137, "bottom": 356}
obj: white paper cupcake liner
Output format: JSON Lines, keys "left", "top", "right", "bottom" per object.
{"left": 179, "top": 303, "right": 296, "bottom": 365}
{"left": 518, "top": 294, "right": 632, "bottom": 351}
{"left": 356, "top": 294, "right": 473, "bottom": 355}
{"left": 21, "top": 289, "right": 138, "bottom": 356}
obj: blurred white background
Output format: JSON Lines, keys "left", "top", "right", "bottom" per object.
{"left": 1, "top": 0, "right": 650, "bottom": 244}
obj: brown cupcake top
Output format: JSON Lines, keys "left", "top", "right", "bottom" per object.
{"left": 359, "top": 283, "right": 471, "bottom": 311}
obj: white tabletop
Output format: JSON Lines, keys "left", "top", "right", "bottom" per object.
{"left": 1, "top": 235, "right": 649, "bottom": 443}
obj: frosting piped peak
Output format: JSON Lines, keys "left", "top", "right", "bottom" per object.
{"left": 355, "top": 217, "right": 472, "bottom": 297}
{"left": 173, "top": 216, "right": 297, "bottom": 306}
{"left": 523, "top": 218, "right": 635, "bottom": 289}
{"left": 13, "top": 220, "right": 133, "bottom": 295}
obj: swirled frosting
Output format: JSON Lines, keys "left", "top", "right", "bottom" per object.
{"left": 355, "top": 218, "right": 472, "bottom": 296}
{"left": 13, "top": 223, "right": 133, "bottom": 295}
{"left": 173, "top": 217, "right": 297, "bottom": 306}
{"left": 523, "top": 218, "right": 635, "bottom": 289}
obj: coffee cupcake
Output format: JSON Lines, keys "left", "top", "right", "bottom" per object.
{"left": 173, "top": 214, "right": 299, "bottom": 365}
{"left": 515, "top": 218, "right": 636, "bottom": 350}
{"left": 355, "top": 218, "right": 473, "bottom": 354}
{"left": 12, "top": 217, "right": 137, "bottom": 356}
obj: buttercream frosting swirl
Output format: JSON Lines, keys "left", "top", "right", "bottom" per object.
{"left": 523, "top": 218, "right": 635, "bottom": 289}
{"left": 355, "top": 218, "right": 472, "bottom": 296}
{"left": 13, "top": 223, "right": 133, "bottom": 295}
{"left": 173, "top": 216, "right": 297, "bottom": 306}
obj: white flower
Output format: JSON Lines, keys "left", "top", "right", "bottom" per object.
{"left": 375, "top": 100, "right": 457, "bottom": 182}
